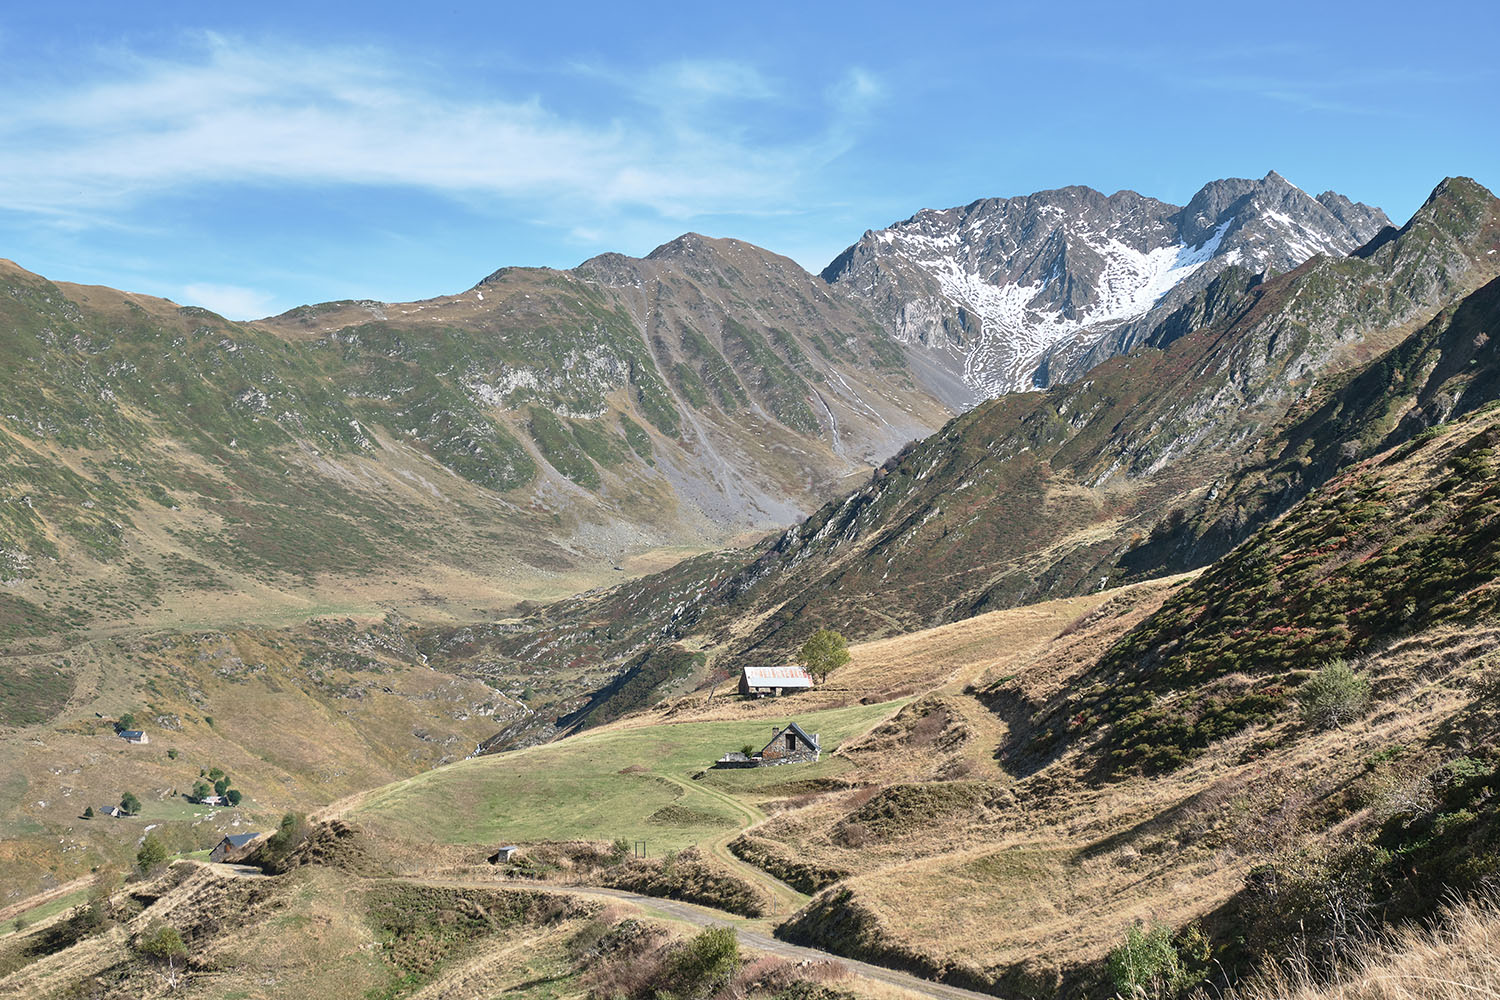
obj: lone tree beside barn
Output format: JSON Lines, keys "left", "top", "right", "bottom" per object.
{"left": 797, "top": 629, "right": 849, "bottom": 684}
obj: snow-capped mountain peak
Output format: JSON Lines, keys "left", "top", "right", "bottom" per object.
{"left": 822, "top": 173, "right": 1390, "bottom": 407}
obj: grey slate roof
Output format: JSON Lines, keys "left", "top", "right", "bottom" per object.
{"left": 761, "top": 722, "right": 821, "bottom": 754}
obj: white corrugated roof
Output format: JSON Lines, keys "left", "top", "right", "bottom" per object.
{"left": 742, "top": 665, "right": 814, "bottom": 687}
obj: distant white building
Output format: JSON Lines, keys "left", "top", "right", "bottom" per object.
{"left": 738, "top": 665, "right": 814, "bottom": 697}
{"left": 118, "top": 730, "right": 149, "bottom": 744}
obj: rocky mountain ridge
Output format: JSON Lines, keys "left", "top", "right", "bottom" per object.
{"left": 822, "top": 171, "right": 1390, "bottom": 405}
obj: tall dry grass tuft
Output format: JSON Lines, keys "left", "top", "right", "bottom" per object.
{"left": 1227, "top": 893, "right": 1500, "bottom": 1000}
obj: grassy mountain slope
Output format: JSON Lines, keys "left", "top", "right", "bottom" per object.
{"left": 0, "top": 235, "right": 945, "bottom": 642}
{"left": 701, "top": 178, "right": 1500, "bottom": 660}
{"left": 4, "top": 404, "right": 1498, "bottom": 996}
{"left": 1122, "top": 270, "right": 1500, "bottom": 578}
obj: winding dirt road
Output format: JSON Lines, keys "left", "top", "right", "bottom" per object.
{"left": 417, "top": 877, "right": 1001, "bottom": 1000}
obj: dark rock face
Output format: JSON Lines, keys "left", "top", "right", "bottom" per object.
{"left": 822, "top": 172, "right": 1390, "bottom": 406}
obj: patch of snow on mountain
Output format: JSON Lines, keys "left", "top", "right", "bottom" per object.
{"left": 893, "top": 218, "right": 1235, "bottom": 394}
{"left": 1264, "top": 210, "right": 1345, "bottom": 259}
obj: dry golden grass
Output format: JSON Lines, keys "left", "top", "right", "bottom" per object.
{"left": 1229, "top": 894, "right": 1500, "bottom": 1000}
{"left": 648, "top": 576, "right": 1187, "bottom": 736}
{"left": 750, "top": 606, "right": 1499, "bottom": 985}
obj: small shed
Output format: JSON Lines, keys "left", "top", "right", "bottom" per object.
{"left": 197, "top": 794, "right": 226, "bottom": 807}
{"left": 98, "top": 804, "right": 124, "bottom": 818}
{"left": 739, "top": 665, "right": 814, "bottom": 698}
{"left": 487, "top": 845, "right": 520, "bottom": 865}
{"left": 210, "top": 832, "right": 264, "bottom": 863}
{"left": 118, "top": 730, "right": 149, "bottom": 744}
{"left": 758, "top": 723, "right": 821, "bottom": 766}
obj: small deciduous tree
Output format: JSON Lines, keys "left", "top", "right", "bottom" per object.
{"left": 213, "top": 778, "right": 230, "bottom": 797}
{"left": 136, "top": 834, "right": 168, "bottom": 875}
{"left": 1296, "top": 659, "right": 1372, "bottom": 730}
{"left": 135, "top": 921, "right": 188, "bottom": 989}
{"left": 120, "top": 791, "right": 142, "bottom": 816}
{"left": 225, "top": 789, "right": 242, "bottom": 806}
{"left": 190, "top": 780, "right": 212, "bottom": 801}
{"left": 796, "top": 629, "right": 850, "bottom": 684}
{"left": 115, "top": 712, "right": 136, "bottom": 733}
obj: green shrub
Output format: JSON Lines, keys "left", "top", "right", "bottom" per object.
{"left": 1296, "top": 660, "right": 1372, "bottom": 729}
{"left": 255, "top": 812, "right": 310, "bottom": 872}
{"left": 664, "top": 925, "right": 739, "bottom": 999}
{"left": 1106, "top": 922, "right": 1198, "bottom": 999}
{"left": 136, "top": 834, "right": 168, "bottom": 874}
{"left": 119, "top": 791, "right": 141, "bottom": 815}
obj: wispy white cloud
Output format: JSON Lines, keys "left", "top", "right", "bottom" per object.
{"left": 0, "top": 35, "right": 881, "bottom": 228}
{"left": 181, "top": 281, "right": 276, "bottom": 319}
{"left": 632, "top": 58, "right": 780, "bottom": 106}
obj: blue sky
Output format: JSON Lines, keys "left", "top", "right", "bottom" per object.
{"left": 1, "top": 1, "right": 1495, "bottom": 318}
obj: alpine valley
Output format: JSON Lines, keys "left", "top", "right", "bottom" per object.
{"left": 3, "top": 172, "right": 1500, "bottom": 1000}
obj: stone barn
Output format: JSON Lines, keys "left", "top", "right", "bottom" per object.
{"left": 758, "top": 722, "right": 821, "bottom": 765}
{"left": 715, "top": 722, "right": 821, "bottom": 768}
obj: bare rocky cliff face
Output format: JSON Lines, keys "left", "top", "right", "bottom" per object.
{"left": 821, "top": 171, "right": 1390, "bottom": 406}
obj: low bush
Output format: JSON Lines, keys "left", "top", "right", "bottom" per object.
{"left": 1106, "top": 922, "right": 1205, "bottom": 1000}
{"left": 1295, "top": 660, "right": 1372, "bottom": 729}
